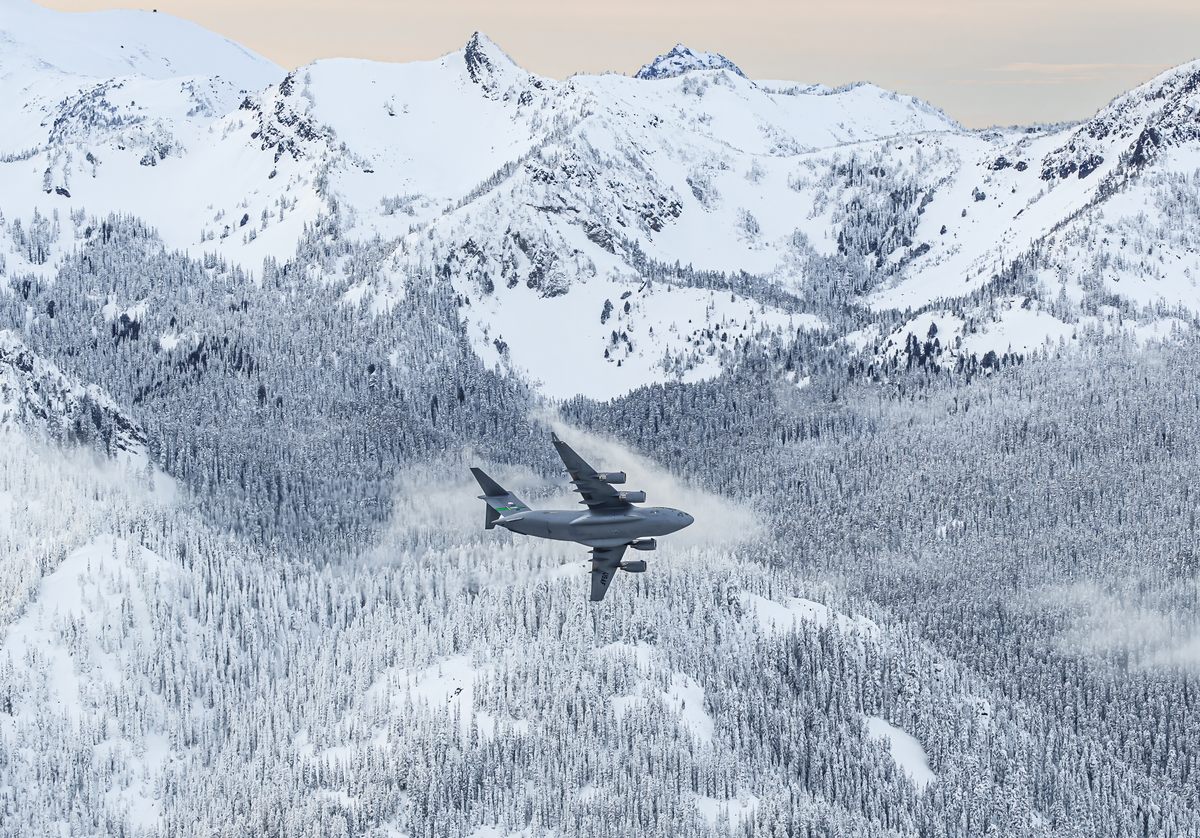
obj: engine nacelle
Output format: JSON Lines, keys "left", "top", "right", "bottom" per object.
{"left": 596, "top": 471, "right": 626, "bottom": 484}
{"left": 618, "top": 490, "right": 646, "bottom": 503}
{"left": 630, "top": 539, "right": 657, "bottom": 551}
{"left": 620, "top": 560, "right": 648, "bottom": 573}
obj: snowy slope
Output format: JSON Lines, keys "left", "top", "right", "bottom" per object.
{"left": 867, "top": 62, "right": 1200, "bottom": 316}
{"left": 0, "top": 0, "right": 296, "bottom": 276}
{"left": 1, "top": 535, "right": 187, "bottom": 829}
{"left": 864, "top": 717, "right": 936, "bottom": 790}
{"left": 0, "top": 329, "right": 146, "bottom": 456}
{"left": 0, "top": 427, "right": 193, "bottom": 834}
{"left": 459, "top": 273, "right": 819, "bottom": 400}
{"left": 0, "top": 0, "right": 279, "bottom": 155}
{"left": 0, "top": 0, "right": 279, "bottom": 86}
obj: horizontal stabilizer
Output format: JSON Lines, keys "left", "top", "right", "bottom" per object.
{"left": 470, "top": 467, "right": 529, "bottom": 522}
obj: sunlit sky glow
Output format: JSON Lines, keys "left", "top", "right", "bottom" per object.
{"left": 39, "top": 0, "right": 1200, "bottom": 127}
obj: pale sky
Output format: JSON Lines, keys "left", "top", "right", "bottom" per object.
{"left": 40, "top": 0, "right": 1200, "bottom": 127}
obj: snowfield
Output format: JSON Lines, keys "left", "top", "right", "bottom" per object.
{"left": 743, "top": 593, "right": 880, "bottom": 639}
{"left": 462, "top": 277, "right": 818, "bottom": 400}
{"left": 864, "top": 717, "right": 937, "bottom": 790}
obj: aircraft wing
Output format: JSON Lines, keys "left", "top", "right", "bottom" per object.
{"left": 551, "top": 432, "right": 629, "bottom": 511}
{"left": 589, "top": 545, "right": 627, "bottom": 602}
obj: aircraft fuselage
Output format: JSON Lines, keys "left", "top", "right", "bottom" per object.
{"left": 498, "top": 506, "right": 693, "bottom": 548}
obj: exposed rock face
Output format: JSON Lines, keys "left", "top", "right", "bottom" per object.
{"left": 0, "top": 330, "right": 146, "bottom": 456}
{"left": 635, "top": 44, "right": 747, "bottom": 80}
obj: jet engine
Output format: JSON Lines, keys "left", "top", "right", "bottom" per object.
{"left": 620, "top": 560, "right": 648, "bottom": 573}
{"left": 596, "top": 471, "right": 626, "bottom": 484}
{"left": 617, "top": 490, "right": 646, "bottom": 503}
{"left": 630, "top": 539, "right": 657, "bottom": 551}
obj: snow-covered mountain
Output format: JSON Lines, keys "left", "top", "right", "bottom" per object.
{"left": 0, "top": 0, "right": 279, "bottom": 156}
{"left": 864, "top": 61, "right": 1200, "bottom": 309}
{"left": 0, "top": 4, "right": 1015, "bottom": 400}
{"left": 4, "top": 3, "right": 1194, "bottom": 399}
{"left": 5, "top": 5, "right": 1200, "bottom": 837}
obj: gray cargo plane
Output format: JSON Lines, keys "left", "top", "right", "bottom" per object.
{"left": 471, "top": 433, "right": 693, "bottom": 601}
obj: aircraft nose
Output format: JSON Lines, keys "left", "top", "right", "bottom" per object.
{"left": 679, "top": 511, "right": 694, "bottom": 528}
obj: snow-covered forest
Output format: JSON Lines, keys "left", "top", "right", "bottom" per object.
{"left": 3, "top": 1, "right": 1200, "bottom": 835}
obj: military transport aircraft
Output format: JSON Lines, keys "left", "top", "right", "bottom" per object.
{"left": 471, "top": 433, "right": 693, "bottom": 601}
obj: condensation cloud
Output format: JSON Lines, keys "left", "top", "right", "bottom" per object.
{"left": 1041, "top": 581, "right": 1200, "bottom": 671}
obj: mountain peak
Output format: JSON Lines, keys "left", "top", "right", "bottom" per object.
{"left": 463, "top": 31, "right": 523, "bottom": 90}
{"left": 464, "top": 31, "right": 507, "bottom": 57}
{"left": 635, "top": 44, "right": 746, "bottom": 81}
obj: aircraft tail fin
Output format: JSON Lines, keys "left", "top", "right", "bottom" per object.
{"left": 470, "top": 467, "right": 529, "bottom": 529}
